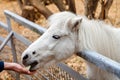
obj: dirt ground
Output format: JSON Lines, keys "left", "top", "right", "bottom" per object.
{"left": 0, "top": 0, "right": 120, "bottom": 80}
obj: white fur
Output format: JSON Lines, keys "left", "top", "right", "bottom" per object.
{"left": 22, "top": 11, "right": 120, "bottom": 80}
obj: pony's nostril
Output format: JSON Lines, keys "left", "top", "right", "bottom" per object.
{"left": 23, "top": 54, "right": 28, "bottom": 60}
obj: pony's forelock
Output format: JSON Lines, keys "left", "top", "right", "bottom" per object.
{"left": 47, "top": 11, "right": 76, "bottom": 26}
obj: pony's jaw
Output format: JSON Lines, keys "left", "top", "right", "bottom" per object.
{"left": 22, "top": 58, "right": 39, "bottom": 71}
{"left": 22, "top": 48, "right": 74, "bottom": 71}
{"left": 21, "top": 49, "right": 57, "bottom": 70}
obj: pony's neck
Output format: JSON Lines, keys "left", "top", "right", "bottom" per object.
{"left": 78, "top": 19, "right": 120, "bottom": 60}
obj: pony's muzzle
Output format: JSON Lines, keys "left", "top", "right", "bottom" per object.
{"left": 22, "top": 54, "right": 30, "bottom": 66}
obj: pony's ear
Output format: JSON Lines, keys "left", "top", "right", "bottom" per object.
{"left": 67, "top": 17, "right": 82, "bottom": 32}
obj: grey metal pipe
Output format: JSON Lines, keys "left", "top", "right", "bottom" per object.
{"left": 77, "top": 50, "right": 120, "bottom": 78}
{"left": 4, "top": 10, "right": 46, "bottom": 35}
{"left": 0, "top": 31, "right": 13, "bottom": 52}
{"left": 0, "top": 21, "right": 8, "bottom": 31}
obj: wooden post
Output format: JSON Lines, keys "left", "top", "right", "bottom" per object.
{"left": 99, "top": 0, "right": 113, "bottom": 19}
{"left": 84, "top": 0, "right": 99, "bottom": 19}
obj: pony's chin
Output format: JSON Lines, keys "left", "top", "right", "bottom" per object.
{"left": 29, "top": 61, "right": 39, "bottom": 71}
{"left": 29, "top": 66, "right": 37, "bottom": 71}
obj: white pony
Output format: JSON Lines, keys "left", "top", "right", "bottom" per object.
{"left": 21, "top": 11, "right": 120, "bottom": 80}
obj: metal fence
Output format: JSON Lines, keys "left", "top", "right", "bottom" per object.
{"left": 0, "top": 10, "right": 120, "bottom": 80}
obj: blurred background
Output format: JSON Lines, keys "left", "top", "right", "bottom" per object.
{"left": 0, "top": 0, "right": 120, "bottom": 80}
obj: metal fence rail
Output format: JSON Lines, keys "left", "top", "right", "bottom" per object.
{"left": 77, "top": 51, "right": 120, "bottom": 78}
{"left": 4, "top": 10, "right": 46, "bottom": 35}
{"left": 0, "top": 10, "right": 120, "bottom": 80}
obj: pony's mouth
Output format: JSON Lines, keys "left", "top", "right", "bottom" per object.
{"left": 29, "top": 61, "right": 38, "bottom": 71}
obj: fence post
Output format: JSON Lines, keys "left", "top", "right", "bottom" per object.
{"left": 6, "top": 16, "right": 20, "bottom": 80}
{"left": 0, "top": 31, "right": 13, "bottom": 52}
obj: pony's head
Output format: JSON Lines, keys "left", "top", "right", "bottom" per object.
{"left": 21, "top": 11, "right": 82, "bottom": 71}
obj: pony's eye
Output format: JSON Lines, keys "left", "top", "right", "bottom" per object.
{"left": 32, "top": 51, "right": 36, "bottom": 55}
{"left": 52, "top": 35, "right": 61, "bottom": 39}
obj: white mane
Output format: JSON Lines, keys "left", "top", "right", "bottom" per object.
{"left": 79, "top": 18, "right": 120, "bottom": 60}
